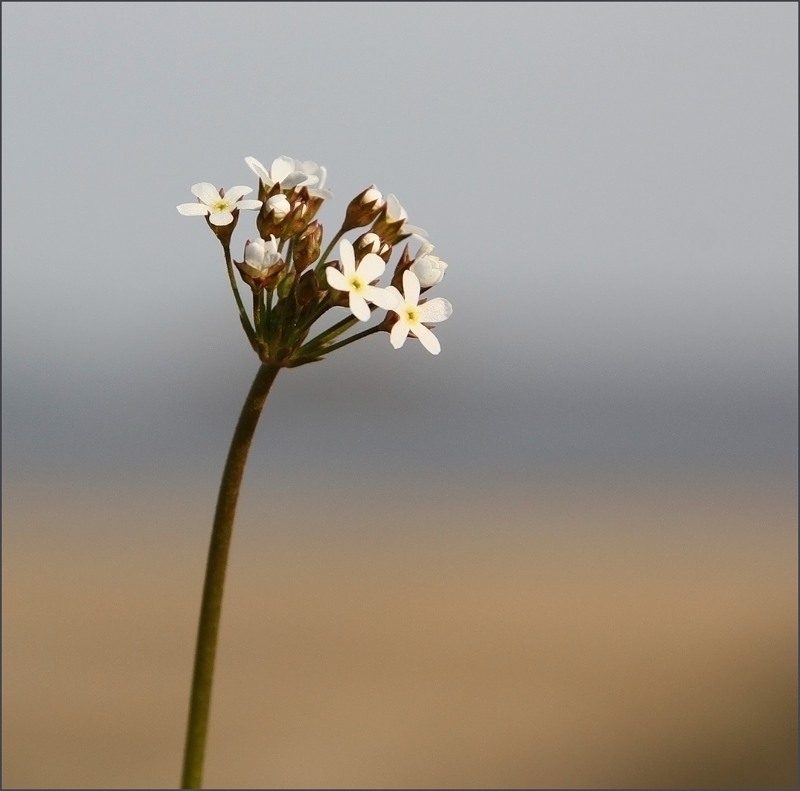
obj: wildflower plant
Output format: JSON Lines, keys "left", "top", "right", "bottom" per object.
{"left": 175, "top": 156, "right": 452, "bottom": 788}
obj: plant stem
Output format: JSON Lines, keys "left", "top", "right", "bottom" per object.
{"left": 222, "top": 243, "right": 257, "bottom": 346}
{"left": 181, "top": 362, "right": 280, "bottom": 789}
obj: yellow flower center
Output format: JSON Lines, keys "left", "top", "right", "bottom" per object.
{"left": 405, "top": 307, "right": 419, "bottom": 323}
{"left": 211, "top": 199, "right": 230, "bottom": 213}
{"left": 350, "top": 276, "right": 364, "bottom": 292}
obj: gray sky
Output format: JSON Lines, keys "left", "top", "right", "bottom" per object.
{"left": 2, "top": 2, "right": 797, "bottom": 480}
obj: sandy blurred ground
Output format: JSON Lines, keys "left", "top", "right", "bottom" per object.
{"left": 2, "top": 472, "right": 797, "bottom": 789}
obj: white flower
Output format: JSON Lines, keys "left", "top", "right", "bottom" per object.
{"left": 383, "top": 270, "right": 452, "bottom": 355}
{"left": 265, "top": 194, "right": 291, "bottom": 220}
{"left": 294, "top": 159, "right": 333, "bottom": 200}
{"left": 384, "top": 193, "right": 428, "bottom": 238}
{"left": 244, "top": 235, "right": 282, "bottom": 273}
{"left": 245, "top": 155, "right": 332, "bottom": 198}
{"left": 245, "top": 156, "right": 308, "bottom": 189}
{"left": 176, "top": 183, "right": 262, "bottom": 226}
{"left": 326, "top": 239, "right": 395, "bottom": 322}
{"left": 410, "top": 240, "right": 448, "bottom": 288}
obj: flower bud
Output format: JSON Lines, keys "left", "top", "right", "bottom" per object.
{"left": 370, "top": 203, "right": 408, "bottom": 246}
{"left": 266, "top": 194, "right": 291, "bottom": 220}
{"left": 410, "top": 251, "right": 448, "bottom": 288}
{"left": 354, "top": 231, "right": 391, "bottom": 262}
{"left": 293, "top": 221, "right": 323, "bottom": 272}
{"left": 277, "top": 269, "right": 296, "bottom": 300}
{"left": 390, "top": 243, "right": 414, "bottom": 290}
{"left": 235, "top": 236, "right": 285, "bottom": 291}
{"left": 341, "top": 185, "right": 385, "bottom": 231}
{"left": 295, "top": 269, "right": 321, "bottom": 306}
{"left": 256, "top": 182, "right": 285, "bottom": 240}
{"left": 284, "top": 188, "right": 323, "bottom": 237}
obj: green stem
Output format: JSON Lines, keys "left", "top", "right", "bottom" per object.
{"left": 315, "top": 324, "right": 382, "bottom": 355}
{"left": 314, "top": 227, "right": 345, "bottom": 274}
{"left": 299, "top": 313, "right": 360, "bottom": 354}
{"left": 181, "top": 362, "right": 281, "bottom": 789}
{"left": 222, "top": 244, "right": 256, "bottom": 345}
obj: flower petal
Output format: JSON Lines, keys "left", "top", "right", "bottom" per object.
{"left": 222, "top": 185, "right": 253, "bottom": 203}
{"left": 271, "top": 156, "right": 295, "bottom": 184}
{"left": 308, "top": 187, "right": 334, "bottom": 200}
{"left": 357, "top": 253, "right": 385, "bottom": 283}
{"left": 191, "top": 182, "right": 221, "bottom": 205}
{"left": 349, "top": 293, "right": 371, "bottom": 322}
{"left": 208, "top": 211, "right": 234, "bottom": 226}
{"left": 176, "top": 202, "right": 209, "bottom": 216}
{"left": 338, "top": 239, "right": 356, "bottom": 276}
{"left": 382, "top": 286, "right": 404, "bottom": 311}
{"left": 365, "top": 286, "right": 397, "bottom": 310}
{"left": 413, "top": 238, "right": 435, "bottom": 259}
{"left": 417, "top": 297, "right": 453, "bottom": 323}
{"left": 385, "top": 193, "right": 406, "bottom": 221}
{"left": 403, "top": 222, "right": 429, "bottom": 239}
{"left": 235, "top": 199, "right": 263, "bottom": 211}
{"left": 245, "top": 157, "right": 271, "bottom": 184}
{"left": 390, "top": 322, "right": 409, "bottom": 349}
{"left": 325, "top": 267, "right": 349, "bottom": 292}
{"left": 413, "top": 324, "right": 441, "bottom": 355}
{"left": 402, "top": 270, "right": 421, "bottom": 305}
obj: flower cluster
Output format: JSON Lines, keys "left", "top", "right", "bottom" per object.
{"left": 177, "top": 156, "right": 452, "bottom": 365}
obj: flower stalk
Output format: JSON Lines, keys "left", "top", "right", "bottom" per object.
{"left": 176, "top": 154, "right": 454, "bottom": 788}
{"left": 181, "top": 362, "right": 280, "bottom": 790}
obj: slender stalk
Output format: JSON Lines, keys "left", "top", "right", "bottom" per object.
{"left": 314, "top": 324, "right": 382, "bottom": 355}
{"left": 299, "top": 314, "right": 360, "bottom": 354}
{"left": 314, "top": 227, "right": 344, "bottom": 274}
{"left": 181, "top": 362, "right": 281, "bottom": 789}
{"left": 222, "top": 244, "right": 257, "bottom": 345}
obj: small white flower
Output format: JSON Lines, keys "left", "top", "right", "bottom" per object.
{"left": 244, "top": 235, "right": 282, "bottom": 273}
{"left": 245, "top": 156, "right": 332, "bottom": 198}
{"left": 265, "top": 194, "right": 291, "bottom": 220}
{"left": 383, "top": 270, "right": 452, "bottom": 355}
{"left": 245, "top": 156, "right": 307, "bottom": 189}
{"left": 294, "top": 159, "right": 333, "bottom": 200}
{"left": 326, "top": 239, "right": 395, "bottom": 322}
{"left": 385, "top": 193, "right": 428, "bottom": 238}
{"left": 176, "top": 183, "right": 262, "bottom": 226}
{"left": 410, "top": 240, "right": 448, "bottom": 288}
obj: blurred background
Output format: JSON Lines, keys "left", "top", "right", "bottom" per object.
{"left": 2, "top": 2, "right": 797, "bottom": 788}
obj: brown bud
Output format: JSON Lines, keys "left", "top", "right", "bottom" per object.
{"left": 277, "top": 269, "right": 296, "bottom": 300}
{"left": 390, "top": 243, "right": 414, "bottom": 290}
{"left": 234, "top": 255, "right": 285, "bottom": 293}
{"left": 354, "top": 231, "right": 392, "bottom": 263}
{"left": 370, "top": 204, "right": 408, "bottom": 246}
{"left": 284, "top": 187, "right": 323, "bottom": 237}
{"left": 293, "top": 221, "right": 323, "bottom": 272}
{"left": 341, "top": 185, "right": 384, "bottom": 232}
{"left": 255, "top": 182, "right": 286, "bottom": 240}
{"left": 295, "top": 269, "right": 321, "bottom": 306}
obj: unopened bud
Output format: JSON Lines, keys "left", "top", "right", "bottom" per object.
{"left": 266, "top": 194, "right": 291, "bottom": 220}
{"left": 284, "top": 188, "right": 323, "bottom": 236}
{"left": 410, "top": 241, "right": 448, "bottom": 288}
{"left": 235, "top": 235, "right": 285, "bottom": 291}
{"left": 256, "top": 182, "right": 285, "bottom": 239}
{"left": 293, "top": 221, "right": 323, "bottom": 272}
{"left": 341, "top": 185, "right": 385, "bottom": 231}
{"left": 295, "top": 269, "right": 321, "bottom": 306}
{"left": 370, "top": 203, "right": 407, "bottom": 246}
{"left": 277, "top": 269, "right": 296, "bottom": 299}
{"left": 354, "top": 231, "right": 392, "bottom": 262}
